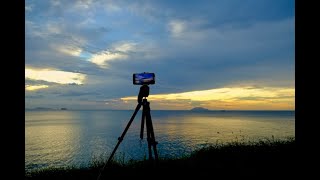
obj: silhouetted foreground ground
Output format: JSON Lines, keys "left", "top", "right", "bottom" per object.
{"left": 26, "top": 138, "right": 297, "bottom": 179}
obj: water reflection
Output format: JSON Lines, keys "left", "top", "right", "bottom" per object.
{"left": 152, "top": 114, "right": 294, "bottom": 158}
{"left": 25, "top": 110, "right": 294, "bottom": 171}
{"left": 25, "top": 124, "right": 81, "bottom": 170}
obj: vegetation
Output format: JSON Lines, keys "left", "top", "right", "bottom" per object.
{"left": 25, "top": 137, "right": 296, "bottom": 179}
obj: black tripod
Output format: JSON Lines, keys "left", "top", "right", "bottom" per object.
{"left": 99, "top": 85, "right": 159, "bottom": 174}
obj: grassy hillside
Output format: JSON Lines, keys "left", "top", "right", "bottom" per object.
{"left": 26, "top": 137, "right": 296, "bottom": 179}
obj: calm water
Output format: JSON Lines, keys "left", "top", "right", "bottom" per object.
{"left": 25, "top": 110, "right": 294, "bottom": 171}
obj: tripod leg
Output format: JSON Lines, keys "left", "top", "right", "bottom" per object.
{"left": 105, "top": 103, "right": 142, "bottom": 166}
{"left": 140, "top": 104, "right": 145, "bottom": 139}
{"left": 145, "top": 111, "right": 153, "bottom": 161}
{"left": 146, "top": 110, "right": 159, "bottom": 163}
{"left": 144, "top": 101, "right": 159, "bottom": 166}
{"left": 97, "top": 103, "right": 142, "bottom": 180}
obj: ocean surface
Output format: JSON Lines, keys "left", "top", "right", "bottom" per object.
{"left": 25, "top": 110, "right": 295, "bottom": 171}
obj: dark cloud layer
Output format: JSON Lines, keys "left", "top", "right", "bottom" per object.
{"left": 25, "top": 0, "right": 294, "bottom": 109}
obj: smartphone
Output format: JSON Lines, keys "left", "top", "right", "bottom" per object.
{"left": 133, "top": 72, "right": 155, "bottom": 85}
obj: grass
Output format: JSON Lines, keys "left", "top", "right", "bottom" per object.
{"left": 25, "top": 137, "right": 296, "bottom": 179}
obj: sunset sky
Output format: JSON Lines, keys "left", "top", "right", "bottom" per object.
{"left": 25, "top": 0, "right": 295, "bottom": 110}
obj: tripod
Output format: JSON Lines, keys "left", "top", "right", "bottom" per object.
{"left": 100, "top": 85, "right": 159, "bottom": 172}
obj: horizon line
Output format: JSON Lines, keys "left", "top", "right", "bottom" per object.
{"left": 25, "top": 108, "right": 295, "bottom": 111}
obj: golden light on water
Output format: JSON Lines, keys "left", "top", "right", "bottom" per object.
{"left": 121, "top": 86, "right": 295, "bottom": 110}
{"left": 25, "top": 112, "right": 82, "bottom": 169}
{"left": 156, "top": 115, "right": 294, "bottom": 145}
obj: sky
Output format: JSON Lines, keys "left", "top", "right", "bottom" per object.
{"left": 25, "top": 0, "right": 295, "bottom": 110}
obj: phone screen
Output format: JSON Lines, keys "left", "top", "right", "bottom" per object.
{"left": 133, "top": 73, "right": 155, "bottom": 85}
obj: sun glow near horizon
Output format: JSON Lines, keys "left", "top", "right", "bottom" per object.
{"left": 121, "top": 86, "right": 295, "bottom": 110}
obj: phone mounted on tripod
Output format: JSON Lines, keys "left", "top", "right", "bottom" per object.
{"left": 133, "top": 72, "right": 155, "bottom": 85}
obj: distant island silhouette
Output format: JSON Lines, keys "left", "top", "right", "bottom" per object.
{"left": 34, "top": 107, "right": 55, "bottom": 110}
{"left": 25, "top": 107, "right": 69, "bottom": 111}
{"left": 190, "top": 107, "right": 210, "bottom": 111}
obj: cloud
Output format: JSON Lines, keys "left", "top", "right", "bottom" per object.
{"left": 25, "top": 85, "right": 49, "bottom": 91}
{"left": 168, "top": 20, "right": 186, "bottom": 38}
{"left": 25, "top": 68, "right": 86, "bottom": 85}
{"left": 89, "top": 42, "right": 137, "bottom": 68}
{"left": 167, "top": 18, "right": 211, "bottom": 40}
{"left": 89, "top": 52, "right": 127, "bottom": 68}
{"left": 25, "top": 0, "right": 295, "bottom": 110}
{"left": 74, "top": 0, "right": 94, "bottom": 10}
{"left": 54, "top": 45, "right": 83, "bottom": 56}
{"left": 113, "top": 42, "right": 136, "bottom": 52}
{"left": 50, "top": 0, "right": 61, "bottom": 7}
{"left": 25, "top": 5, "right": 33, "bottom": 12}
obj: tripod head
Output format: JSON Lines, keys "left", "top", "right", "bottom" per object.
{"left": 138, "top": 84, "right": 149, "bottom": 103}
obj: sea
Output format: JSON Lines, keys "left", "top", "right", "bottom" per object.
{"left": 25, "top": 110, "right": 295, "bottom": 171}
